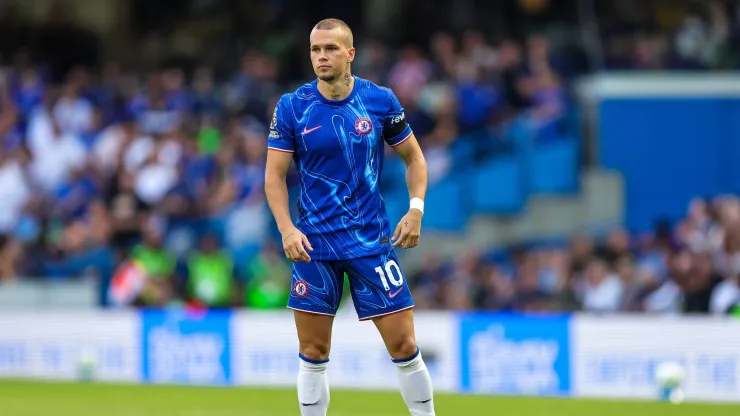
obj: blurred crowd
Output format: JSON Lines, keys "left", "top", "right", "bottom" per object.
{"left": 411, "top": 197, "right": 740, "bottom": 316}
{"left": 598, "top": 0, "right": 740, "bottom": 70}
{"left": 0, "top": 0, "right": 738, "bottom": 313}
{"left": 0, "top": 19, "right": 572, "bottom": 309}
{"left": 0, "top": 59, "right": 282, "bottom": 308}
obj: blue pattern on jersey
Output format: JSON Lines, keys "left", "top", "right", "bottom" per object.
{"left": 288, "top": 250, "right": 414, "bottom": 320}
{"left": 268, "top": 76, "right": 412, "bottom": 261}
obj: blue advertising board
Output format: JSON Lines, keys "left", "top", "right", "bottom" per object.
{"left": 141, "top": 309, "right": 232, "bottom": 385}
{"left": 459, "top": 313, "right": 571, "bottom": 396}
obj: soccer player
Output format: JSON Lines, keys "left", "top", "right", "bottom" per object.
{"left": 264, "top": 18, "right": 435, "bottom": 416}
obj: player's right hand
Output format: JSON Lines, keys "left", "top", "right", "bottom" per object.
{"left": 281, "top": 227, "right": 313, "bottom": 262}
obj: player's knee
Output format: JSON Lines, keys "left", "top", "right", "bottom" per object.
{"left": 299, "top": 341, "right": 331, "bottom": 361}
{"left": 388, "top": 335, "right": 418, "bottom": 361}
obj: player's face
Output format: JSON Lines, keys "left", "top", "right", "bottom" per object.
{"left": 310, "top": 28, "right": 355, "bottom": 82}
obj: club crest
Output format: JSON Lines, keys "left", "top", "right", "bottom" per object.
{"left": 293, "top": 279, "right": 310, "bottom": 298}
{"left": 354, "top": 117, "right": 373, "bottom": 136}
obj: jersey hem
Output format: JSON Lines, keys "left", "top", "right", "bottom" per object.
{"left": 302, "top": 245, "right": 394, "bottom": 262}
{"left": 267, "top": 146, "right": 295, "bottom": 153}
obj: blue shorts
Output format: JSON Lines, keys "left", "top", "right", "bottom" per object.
{"left": 287, "top": 250, "right": 414, "bottom": 321}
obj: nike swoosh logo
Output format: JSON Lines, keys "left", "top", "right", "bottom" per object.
{"left": 415, "top": 399, "right": 432, "bottom": 404}
{"left": 388, "top": 287, "right": 404, "bottom": 298}
{"left": 303, "top": 125, "right": 322, "bottom": 135}
{"left": 301, "top": 400, "right": 321, "bottom": 406}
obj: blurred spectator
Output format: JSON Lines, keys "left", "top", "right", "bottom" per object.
{"left": 353, "top": 39, "right": 391, "bottom": 84}
{"left": 615, "top": 255, "right": 642, "bottom": 311}
{"left": 496, "top": 39, "right": 530, "bottom": 115}
{"left": 10, "top": 66, "right": 44, "bottom": 133}
{"left": 132, "top": 133, "right": 181, "bottom": 207}
{"left": 578, "top": 257, "right": 624, "bottom": 313}
{"left": 184, "top": 233, "right": 237, "bottom": 308}
{"left": 674, "top": 1, "right": 730, "bottom": 68}
{"left": 421, "top": 116, "right": 455, "bottom": 186}
{"left": 461, "top": 30, "right": 498, "bottom": 74}
{"left": 191, "top": 66, "right": 222, "bottom": 118}
{"left": 27, "top": 94, "right": 87, "bottom": 194}
{"left": 644, "top": 247, "right": 690, "bottom": 314}
{"left": 409, "top": 254, "right": 448, "bottom": 309}
{"left": 710, "top": 255, "right": 740, "bottom": 314}
{"left": 0, "top": 235, "right": 21, "bottom": 281}
{"left": 0, "top": 147, "right": 30, "bottom": 236}
{"left": 513, "top": 252, "right": 551, "bottom": 312}
{"left": 681, "top": 250, "right": 722, "bottom": 313}
{"left": 454, "top": 63, "right": 499, "bottom": 132}
{"left": 243, "top": 242, "right": 291, "bottom": 309}
{"left": 429, "top": 33, "right": 457, "bottom": 81}
{"left": 130, "top": 217, "right": 176, "bottom": 306}
{"left": 388, "top": 45, "right": 433, "bottom": 105}
{"left": 53, "top": 80, "right": 94, "bottom": 137}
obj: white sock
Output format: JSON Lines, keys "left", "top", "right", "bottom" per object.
{"left": 394, "top": 349, "right": 436, "bottom": 416}
{"left": 297, "top": 354, "right": 330, "bottom": 416}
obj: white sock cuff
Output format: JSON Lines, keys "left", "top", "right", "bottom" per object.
{"left": 299, "top": 354, "right": 329, "bottom": 372}
{"left": 393, "top": 348, "right": 423, "bottom": 369}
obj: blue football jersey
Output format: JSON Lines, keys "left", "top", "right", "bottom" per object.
{"left": 267, "top": 76, "right": 413, "bottom": 261}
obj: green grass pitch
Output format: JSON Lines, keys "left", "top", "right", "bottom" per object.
{"left": 0, "top": 380, "right": 738, "bottom": 416}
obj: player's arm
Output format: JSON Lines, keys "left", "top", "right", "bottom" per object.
{"left": 265, "top": 150, "right": 296, "bottom": 235}
{"left": 390, "top": 134, "right": 428, "bottom": 249}
{"left": 265, "top": 96, "right": 313, "bottom": 262}
{"left": 383, "top": 90, "right": 428, "bottom": 249}
{"left": 392, "top": 133, "right": 427, "bottom": 205}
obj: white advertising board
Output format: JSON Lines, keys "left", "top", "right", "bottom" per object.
{"left": 572, "top": 316, "right": 740, "bottom": 402}
{"left": 232, "top": 310, "right": 458, "bottom": 391}
{"left": 0, "top": 312, "right": 140, "bottom": 382}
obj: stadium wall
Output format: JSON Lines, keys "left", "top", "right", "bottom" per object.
{"left": 0, "top": 310, "right": 738, "bottom": 402}
{"left": 576, "top": 73, "right": 740, "bottom": 233}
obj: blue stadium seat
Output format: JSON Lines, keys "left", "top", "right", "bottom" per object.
{"left": 384, "top": 181, "right": 470, "bottom": 233}
{"left": 471, "top": 156, "right": 525, "bottom": 214}
{"left": 423, "top": 175, "right": 470, "bottom": 231}
{"left": 448, "top": 138, "right": 475, "bottom": 171}
{"left": 530, "top": 137, "right": 579, "bottom": 194}
{"left": 382, "top": 188, "right": 409, "bottom": 226}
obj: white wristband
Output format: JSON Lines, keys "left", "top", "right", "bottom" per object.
{"left": 410, "top": 197, "right": 424, "bottom": 214}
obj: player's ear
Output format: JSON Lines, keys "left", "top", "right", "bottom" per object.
{"left": 347, "top": 47, "right": 356, "bottom": 63}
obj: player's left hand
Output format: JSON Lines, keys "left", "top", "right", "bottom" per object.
{"left": 392, "top": 209, "right": 422, "bottom": 249}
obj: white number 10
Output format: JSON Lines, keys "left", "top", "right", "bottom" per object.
{"left": 374, "top": 260, "right": 404, "bottom": 291}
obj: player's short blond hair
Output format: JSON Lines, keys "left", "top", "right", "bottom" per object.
{"left": 313, "top": 18, "right": 354, "bottom": 47}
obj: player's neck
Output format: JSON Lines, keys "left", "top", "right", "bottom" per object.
{"left": 317, "top": 72, "right": 354, "bottom": 101}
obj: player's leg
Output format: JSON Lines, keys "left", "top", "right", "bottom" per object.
{"left": 345, "top": 252, "right": 435, "bottom": 416}
{"left": 374, "top": 309, "right": 435, "bottom": 416}
{"left": 288, "top": 260, "right": 345, "bottom": 416}
{"left": 294, "top": 311, "right": 333, "bottom": 416}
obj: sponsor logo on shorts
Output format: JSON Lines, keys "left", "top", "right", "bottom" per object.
{"left": 354, "top": 117, "right": 373, "bottom": 136}
{"left": 293, "top": 279, "right": 310, "bottom": 298}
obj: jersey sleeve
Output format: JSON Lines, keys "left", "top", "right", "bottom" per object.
{"left": 382, "top": 89, "right": 413, "bottom": 147}
{"left": 267, "top": 94, "right": 296, "bottom": 152}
